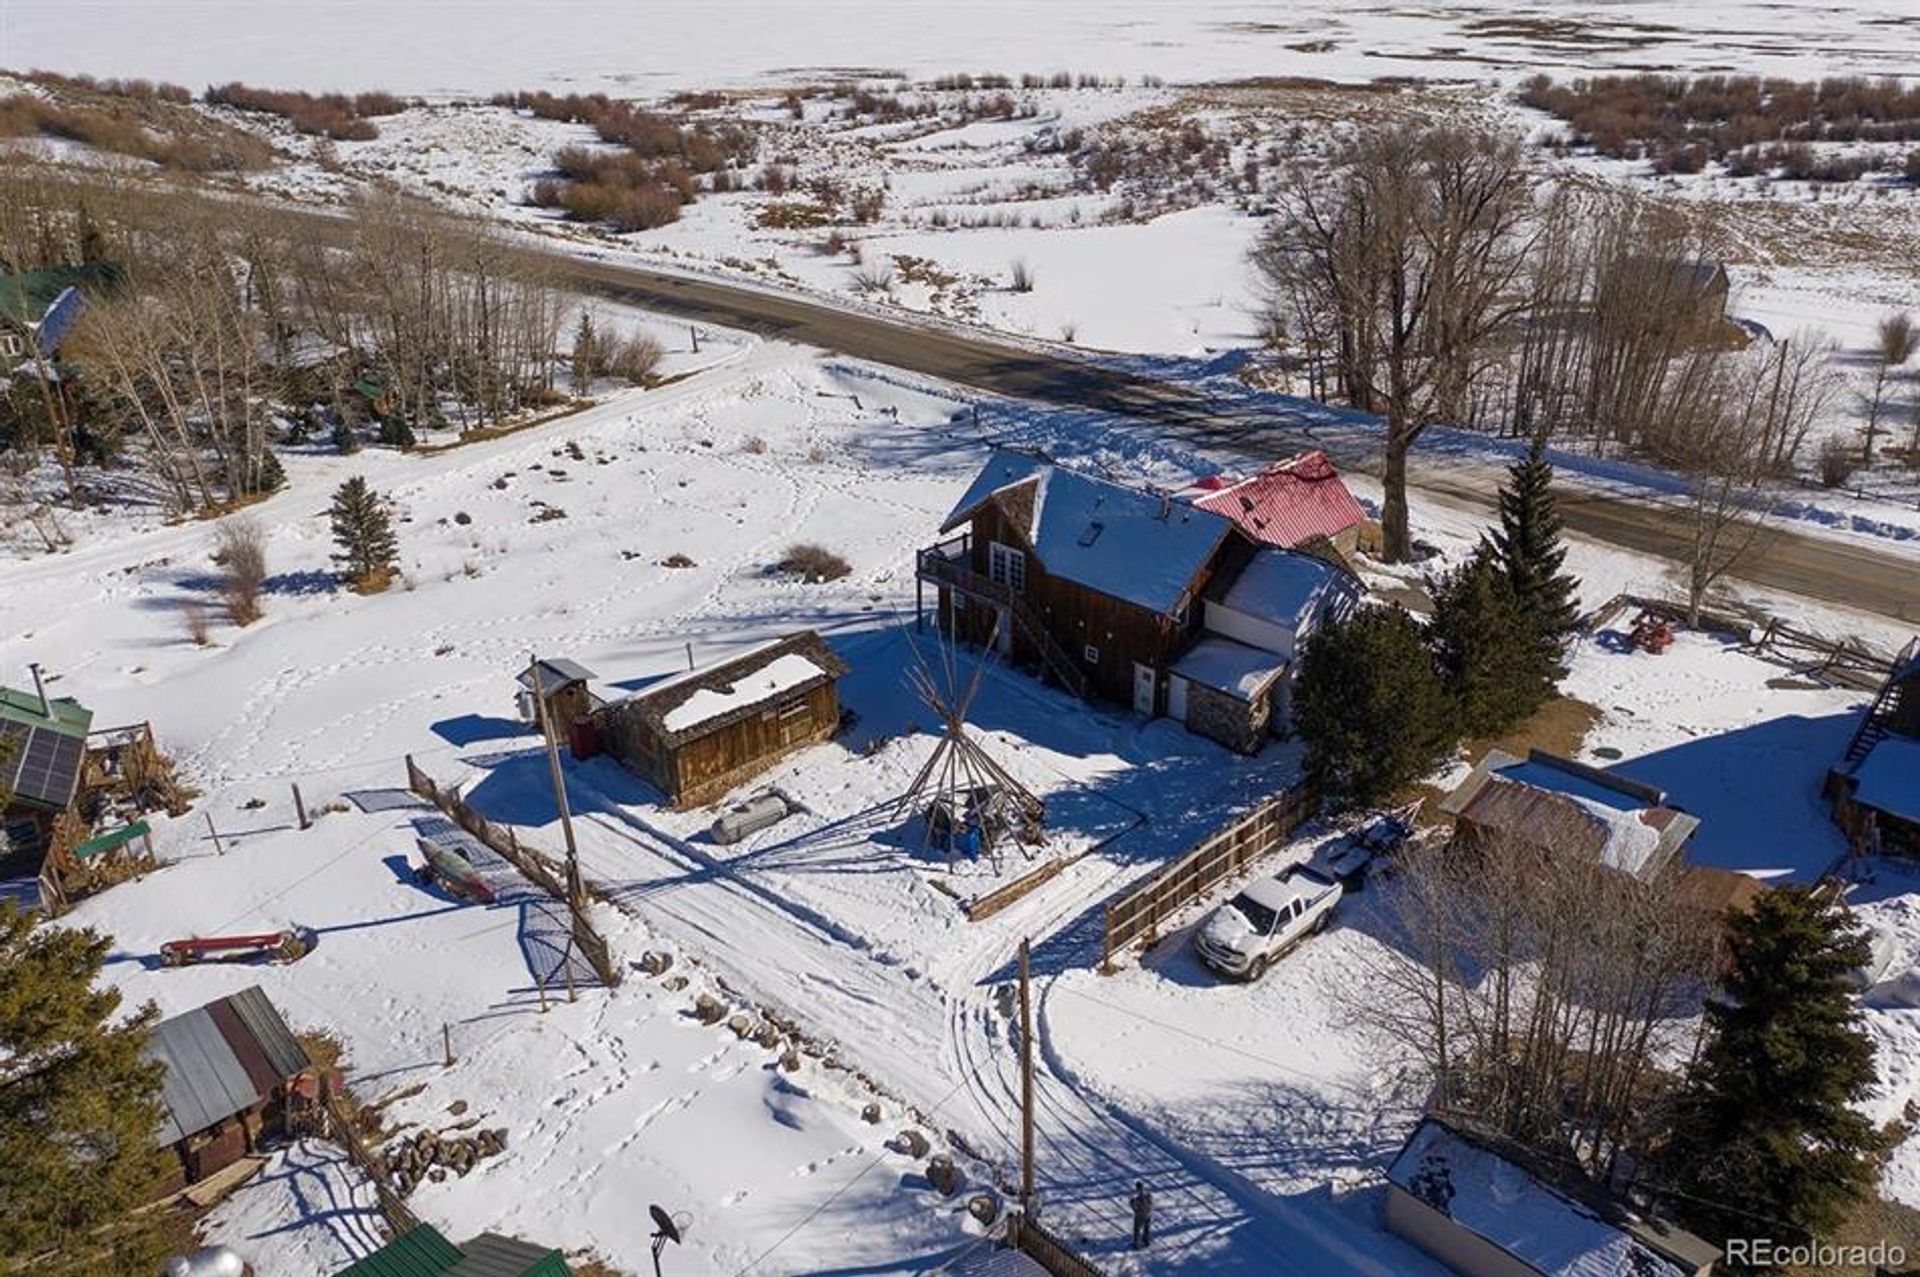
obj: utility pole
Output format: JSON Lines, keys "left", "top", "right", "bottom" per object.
{"left": 527, "top": 654, "right": 586, "bottom": 909}
{"left": 1018, "top": 935, "right": 1035, "bottom": 1212}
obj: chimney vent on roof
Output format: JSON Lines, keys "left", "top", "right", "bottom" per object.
{"left": 27, "top": 663, "right": 49, "bottom": 718}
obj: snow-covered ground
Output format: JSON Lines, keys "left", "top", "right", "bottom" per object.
{"left": 8, "top": 0, "right": 1920, "bottom": 97}
{"left": 21, "top": 326, "right": 1912, "bottom": 1272}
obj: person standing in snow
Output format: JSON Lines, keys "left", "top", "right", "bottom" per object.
{"left": 1130, "top": 1180, "right": 1153, "bottom": 1249}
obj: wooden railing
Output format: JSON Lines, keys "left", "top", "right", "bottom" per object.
{"left": 1100, "top": 782, "right": 1319, "bottom": 969}
{"left": 916, "top": 538, "right": 1089, "bottom": 698}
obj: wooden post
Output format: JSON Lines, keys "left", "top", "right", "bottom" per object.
{"left": 527, "top": 654, "right": 586, "bottom": 909}
{"left": 205, "top": 812, "right": 225, "bottom": 856}
{"left": 536, "top": 969, "right": 549, "bottom": 1013}
{"left": 564, "top": 950, "right": 578, "bottom": 1003}
{"left": 442, "top": 1023, "right": 454, "bottom": 1068}
{"left": 690, "top": 324, "right": 700, "bottom": 353}
{"left": 293, "top": 783, "right": 311, "bottom": 830}
{"left": 1018, "top": 936, "right": 1035, "bottom": 1212}
{"left": 685, "top": 641, "right": 695, "bottom": 671}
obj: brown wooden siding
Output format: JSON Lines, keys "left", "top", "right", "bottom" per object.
{"left": 955, "top": 500, "right": 1237, "bottom": 712}
{"left": 600, "top": 682, "right": 839, "bottom": 809}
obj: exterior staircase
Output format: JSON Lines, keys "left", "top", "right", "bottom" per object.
{"left": 917, "top": 537, "right": 1090, "bottom": 699}
{"left": 1845, "top": 638, "right": 1918, "bottom": 765}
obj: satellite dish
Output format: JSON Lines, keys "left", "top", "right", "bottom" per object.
{"left": 649, "top": 1204, "right": 682, "bottom": 1244}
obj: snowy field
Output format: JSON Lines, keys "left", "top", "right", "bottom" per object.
{"left": 15, "top": 327, "right": 1913, "bottom": 1273}
{"left": 7, "top": 0, "right": 1920, "bottom": 96}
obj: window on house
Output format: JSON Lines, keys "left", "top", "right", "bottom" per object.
{"left": 0, "top": 333, "right": 21, "bottom": 358}
{"left": 988, "top": 542, "right": 1027, "bottom": 593}
{"left": 1083, "top": 644, "right": 1100, "bottom": 665}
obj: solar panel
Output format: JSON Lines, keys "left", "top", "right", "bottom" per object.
{"left": 6, "top": 726, "right": 83, "bottom": 809}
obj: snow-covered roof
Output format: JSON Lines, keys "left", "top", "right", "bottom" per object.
{"left": 1854, "top": 736, "right": 1920, "bottom": 824}
{"left": 516, "top": 656, "right": 596, "bottom": 695}
{"left": 1215, "top": 547, "right": 1359, "bottom": 631}
{"left": 1188, "top": 451, "right": 1367, "bottom": 548}
{"left": 1388, "top": 1118, "right": 1714, "bottom": 1277}
{"left": 1171, "top": 636, "right": 1288, "bottom": 701}
{"left": 940, "top": 449, "right": 1235, "bottom": 617}
{"left": 618, "top": 630, "right": 850, "bottom": 747}
{"left": 1440, "top": 749, "right": 1697, "bottom": 879}
{"left": 663, "top": 653, "right": 828, "bottom": 733}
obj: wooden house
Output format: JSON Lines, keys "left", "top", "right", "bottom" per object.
{"left": 1184, "top": 451, "right": 1368, "bottom": 556}
{"left": 918, "top": 450, "right": 1360, "bottom": 754}
{"left": 1386, "top": 1115, "right": 1719, "bottom": 1277}
{"left": 596, "top": 631, "right": 849, "bottom": 808}
{"left": 1439, "top": 748, "right": 1700, "bottom": 882}
{"left": 1830, "top": 648, "right": 1920, "bottom": 855}
{"left": 145, "top": 985, "right": 313, "bottom": 1187}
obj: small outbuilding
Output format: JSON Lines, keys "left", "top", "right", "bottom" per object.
{"left": 145, "top": 985, "right": 313, "bottom": 1187}
{"left": 516, "top": 657, "right": 599, "bottom": 739}
{"left": 596, "top": 631, "right": 850, "bottom": 808}
{"left": 1439, "top": 749, "right": 1699, "bottom": 882}
{"left": 1386, "top": 1115, "right": 1719, "bottom": 1277}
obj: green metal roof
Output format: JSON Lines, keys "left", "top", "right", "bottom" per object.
{"left": 0, "top": 262, "right": 123, "bottom": 327}
{"left": 0, "top": 686, "right": 91, "bottom": 737}
{"left": 335, "top": 1224, "right": 465, "bottom": 1277}
{"left": 71, "top": 819, "right": 149, "bottom": 861}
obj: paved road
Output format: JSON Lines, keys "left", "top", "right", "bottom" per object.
{"left": 557, "top": 255, "right": 1919, "bottom": 627}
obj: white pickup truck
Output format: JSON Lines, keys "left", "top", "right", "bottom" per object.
{"left": 1194, "top": 865, "right": 1342, "bottom": 980}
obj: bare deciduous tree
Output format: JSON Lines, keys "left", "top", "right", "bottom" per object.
{"left": 1862, "top": 312, "right": 1916, "bottom": 466}
{"left": 1355, "top": 826, "right": 1715, "bottom": 1173}
{"left": 1254, "top": 125, "right": 1539, "bottom": 561}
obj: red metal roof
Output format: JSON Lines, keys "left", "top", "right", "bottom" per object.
{"left": 1189, "top": 451, "right": 1366, "bottom": 549}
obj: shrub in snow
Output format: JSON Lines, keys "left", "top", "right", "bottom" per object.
{"left": 777, "top": 543, "right": 852, "bottom": 583}
{"left": 1009, "top": 258, "right": 1035, "bottom": 292}
{"left": 212, "top": 515, "right": 268, "bottom": 627}
{"left": 1818, "top": 436, "right": 1860, "bottom": 489}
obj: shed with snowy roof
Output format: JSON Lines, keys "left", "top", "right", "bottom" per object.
{"left": 1385, "top": 1115, "right": 1719, "bottom": 1277}
{"left": 595, "top": 631, "right": 849, "bottom": 808}
{"left": 1439, "top": 749, "right": 1699, "bottom": 881}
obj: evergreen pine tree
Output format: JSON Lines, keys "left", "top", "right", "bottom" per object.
{"left": 378, "top": 413, "right": 417, "bottom": 450}
{"left": 1428, "top": 549, "right": 1555, "bottom": 735}
{"left": 1487, "top": 434, "right": 1580, "bottom": 673}
{"left": 570, "top": 312, "right": 597, "bottom": 397}
{"left": 0, "top": 902, "right": 173, "bottom": 1275}
{"left": 329, "top": 476, "right": 399, "bottom": 591}
{"left": 1662, "top": 886, "right": 1887, "bottom": 1250}
{"left": 1294, "top": 606, "right": 1452, "bottom": 805}
{"left": 244, "top": 447, "right": 287, "bottom": 497}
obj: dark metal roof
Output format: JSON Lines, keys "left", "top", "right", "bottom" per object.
{"left": 517, "top": 658, "right": 596, "bottom": 696}
{"left": 447, "top": 1234, "right": 571, "bottom": 1277}
{"left": 334, "top": 1224, "right": 465, "bottom": 1277}
{"left": 146, "top": 985, "right": 309, "bottom": 1144}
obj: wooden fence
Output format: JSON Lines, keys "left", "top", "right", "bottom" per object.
{"left": 1753, "top": 620, "right": 1914, "bottom": 693}
{"left": 1007, "top": 1210, "right": 1111, "bottom": 1277}
{"left": 1100, "top": 782, "right": 1319, "bottom": 970}
{"left": 325, "top": 1091, "right": 420, "bottom": 1238}
{"left": 1583, "top": 593, "right": 1913, "bottom": 694}
{"left": 404, "top": 755, "right": 620, "bottom": 987}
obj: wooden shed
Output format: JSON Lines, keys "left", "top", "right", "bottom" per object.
{"left": 596, "top": 632, "right": 850, "bottom": 808}
{"left": 516, "top": 657, "right": 598, "bottom": 737}
{"left": 145, "top": 985, "right": 312, "bottom": 1187}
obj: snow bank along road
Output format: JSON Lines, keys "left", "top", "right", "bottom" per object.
{"left": 561, "top": 255, "right": 1920, "bottom": 625}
